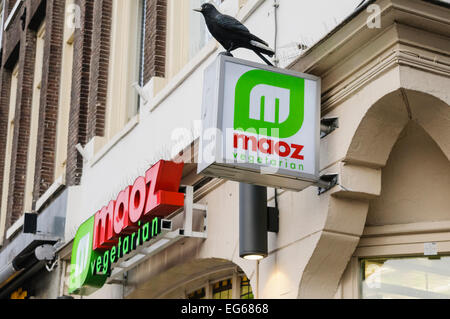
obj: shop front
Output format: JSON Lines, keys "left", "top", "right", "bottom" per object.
{"left": 60, "top": 0, "right": 450, "bottom": 300}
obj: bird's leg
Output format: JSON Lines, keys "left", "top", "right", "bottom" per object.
{"left": 219, "top": 43, "right": 235, "bottom": 57}
{"left": 219, "top": 51, "right": 233, "bottom": 57}
{"left": 227, "top": 43, "right": 236, "bottom": 56}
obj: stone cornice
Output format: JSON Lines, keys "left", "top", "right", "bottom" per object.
{"left": 289, "top": 0, "right": 450, "bottom": 114}
{"left": 322, "top": 42, "right": 450, "bottom": 113}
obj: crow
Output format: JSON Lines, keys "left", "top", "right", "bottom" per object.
{"left": 194, "top": 3, "right": 275, "bottom": 66}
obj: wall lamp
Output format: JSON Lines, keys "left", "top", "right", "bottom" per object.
{"left": 239, "top": 183, "right": 279, "bottom": 261}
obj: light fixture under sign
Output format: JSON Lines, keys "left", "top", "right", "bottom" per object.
{"left": 243, "top": 254, "right": 265, "bottom": 261}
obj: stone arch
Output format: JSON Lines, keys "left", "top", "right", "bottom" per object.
{"left": 126, "top": 257, "right": 252, "bottom": 299}
{"left": 298, "top": 88, "right": 450, "bottom": 298}
{"left": 366, "top": 120, "right": 450, "bottom": 226}
{"left": 346, "top": 89, "right": 450, "bottom": 167}
{"left": 402, "top": 90, "right": 450, "bottom": 161}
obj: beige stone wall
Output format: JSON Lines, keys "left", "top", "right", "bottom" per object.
{"left": 336, "top": 118, "right": 450, "bottom": 298}
{"left": 123, "top": 0, "right": 450, "bottom": 299}
{"left": 367, "top": 121, "right": 450, "bottom": 226}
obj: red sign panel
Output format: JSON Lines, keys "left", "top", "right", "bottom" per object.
{"left": 93, "top": 160, "right": 184, "bottom": 251}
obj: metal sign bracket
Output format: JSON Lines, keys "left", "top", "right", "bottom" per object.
{"left": 320, "top": 117, "right": 339, "bottom": 138}
{"left": 316, "top": 174, "right": 339, "bottom": 195}
{"left": 106, "top": 186, "right": 208, "bottom": 284}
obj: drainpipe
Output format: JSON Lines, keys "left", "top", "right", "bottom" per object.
{"left": 273, "top": 0, "right": 279, "bottom": 66}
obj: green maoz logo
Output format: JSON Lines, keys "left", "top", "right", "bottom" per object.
{"left": 69, "top": 216, "right": 107, "bottom": 295}
{"left": 69, "top": 216, "right": 163, "bottom": 295}
{"left": 234, "top": 69, "right": 305, "bottom": 138}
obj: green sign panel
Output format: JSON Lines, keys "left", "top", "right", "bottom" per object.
{"left": 69, "top": 216, "right": 162, "bottom": 295}
{"left": 69, "top": 216, "right": 107, "bottom": 295}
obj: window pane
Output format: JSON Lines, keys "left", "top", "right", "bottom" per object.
{"left": 212, "top": 279, "right": 232, "bottom": 299}
{"left": 240, "top": 276, "right": 254, "bottom": 299}
{"left": 361, "top": 257, "right": 450, "bottom": 299}
{"left": 187, "top": 288, "right": 206, "bottom": 299}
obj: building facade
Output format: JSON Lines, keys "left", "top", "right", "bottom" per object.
{"left": 0, "top": 0, "right": 449, "bottom": 299}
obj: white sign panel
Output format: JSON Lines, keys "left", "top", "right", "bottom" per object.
{"left": 198, "top": 55, "right": 321, "bottom": 191}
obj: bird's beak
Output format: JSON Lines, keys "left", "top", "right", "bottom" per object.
{"left": 193, "top": 8, "right": 202, "bottom": 13}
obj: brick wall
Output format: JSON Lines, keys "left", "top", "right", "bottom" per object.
{"left": 87, "top": 0, "right": 112, "bottom": 139}
{"left": 6, "top": 28, "right": 36, "bottom": 226}
{"left": 0, "top": 1, "right": 21, "bottom": 242}
{"left": 66, "top": 0, "right": 168, "bottom": 186}
{"left": 32, "top": 0, "right": 64, "bottom": 202}
{"left": 0, "top": 0, "right": 47, "bottom": 229}
{"left": 0, "top": 0, "right": 170, "bottom": 230}
{"left": 66, "top": 0, "right": 93, "bottom": 187}
{"left": 0, "top": 0, "right": 173, "bottom": 245}
{"left": 144, "top": 0, "right": 167, "bottom": 83}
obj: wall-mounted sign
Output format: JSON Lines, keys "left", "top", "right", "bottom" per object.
{"left": 69, "top": 160, "right": 184, "bottom": 295}
{"left": 197, "top": 55, "right": 321, "bottom": 191}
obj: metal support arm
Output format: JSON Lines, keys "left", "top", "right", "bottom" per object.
{"left": 316, "top": 174, "right": 339, "bottom": 195}
{"left": 320, "top": 117, "right": 339, "bottom": 138}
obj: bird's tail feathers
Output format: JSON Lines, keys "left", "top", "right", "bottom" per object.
{"left": 250, "top": 40, "right": 275, "bottom": 57}
{"left": 249, "top": 34, "right": 269, "bottom": 46}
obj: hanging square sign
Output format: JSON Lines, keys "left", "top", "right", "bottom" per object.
{"left": 198, "top": 55, "right": 321, "bottom": 191}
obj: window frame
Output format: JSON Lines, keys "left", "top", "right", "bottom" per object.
{"left": 185, "top": 273, "right": 253, "bottom": 300}
{"left": 0, "top": 63, "right": 20, "bottom": 245}
{"left": 0, "top": 0, "right": 5, "bottom": 50}
{"left": 4, "top": 0, "right": 23, "bottom": 31}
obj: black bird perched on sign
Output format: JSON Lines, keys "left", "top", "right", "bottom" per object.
{"left": 194, "top": 3, "right": 275, "bottom": 66}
